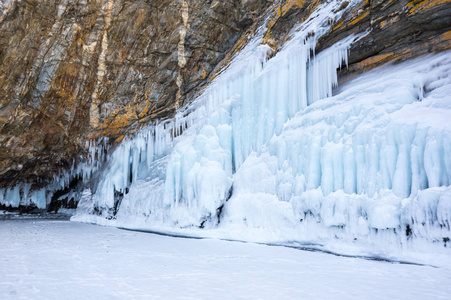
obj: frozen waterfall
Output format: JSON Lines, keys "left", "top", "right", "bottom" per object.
{"left": 67, "top": 0, "right": 451, "bottom": 256}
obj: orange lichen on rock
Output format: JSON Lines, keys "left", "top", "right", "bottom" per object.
{"left": 115, "top": 135, "right": 125, "bottom": 143}
{"left": 378, "top": 15, "right": 400, "bottom": 28}
{"left": 139, "top": 101, "right": 157, "bottom": 120}
{"left": 351, "top": 52, "right": 395, "bottom": 71}
{"left": 348, "top": 10, "right": 369, "bottom": 26}
{"left": 100, "top": 105, "right": 138, "bottom": 136}
{"left": 437, "top": 30, "right": 451, "bottom": 44}
{"left": 332, "top": 20, "right": 344, "bottom": 31}
{"left": 266, "top": 5, "right": 281, "bottom": 30}
{"left": 406, "top": 0, "right": 451, "bottom": 15}
{"left": 426, "top": 30, "right": 451, "bottom": 50}
{"left": 262, "top": 0, "right": 321, "bottom": 50}
{"left": 330, "top": 0, "right": 370, "bottom": 31}
{"left": 99, "top": 90, "right": 160, "bottom": 137}
{"left": 262, "top": 1, "right": 305, "bottom": 45}
{"left": 281, "top": 0, "right": 305, "bottom": 15}
{"left": 201, "top": 68, "right": 207, "bottom": 79}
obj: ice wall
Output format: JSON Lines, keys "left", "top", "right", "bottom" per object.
{"left": 223, "top": 52, "right": 451, "bottom": 251}
{"left": 74, "top": 0, "right": 362, "bottom": 223}
{"left": 70, "top": 0, "right": 450, "bottom": 254}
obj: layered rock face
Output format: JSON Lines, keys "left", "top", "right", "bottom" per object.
{"left": 0, "top": 0, "right": 450, "bottom": 207}
{"left": 259, "top": 0, "right": 451, "bottom": 77}
{"left": 0, "top": 0, "right": 269, "bottom": 189}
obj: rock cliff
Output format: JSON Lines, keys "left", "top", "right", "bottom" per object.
{"left": 0, "top": 0, "right": 450, "bottom": 209}
{"left": 0, "top": 0, "right": 269, "bottom": 189}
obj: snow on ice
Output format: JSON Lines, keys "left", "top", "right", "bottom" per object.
{"left": 3, "top": 220, "right": 451, "bottom": 299}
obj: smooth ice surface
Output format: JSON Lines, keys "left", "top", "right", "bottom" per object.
{"left": 72, "top": 0, "right": 451, "bottom": 261}
{"left": 1, "top": 220, "right": 451, "bottom": 300}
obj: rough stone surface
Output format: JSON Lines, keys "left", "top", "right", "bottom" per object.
{"left": 260, "top": 0, "right": 451, "bottom": 77}
{"left": 0, "top": 0, "right": 450, "bottom": 196}
{"left": 0, "top": 0, "right": 271, "bottom": 188}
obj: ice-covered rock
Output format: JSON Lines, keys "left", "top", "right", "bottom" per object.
{"left": 70, "top": 0, "right": 451, "bottom": 255}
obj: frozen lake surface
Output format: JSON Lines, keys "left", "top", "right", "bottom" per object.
{"left": 1, "top": 219, "right": 451, "bottom": 299}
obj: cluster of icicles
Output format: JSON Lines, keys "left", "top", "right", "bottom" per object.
{"left": 0, "top": 138, "right": 109, "bottom": 209}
